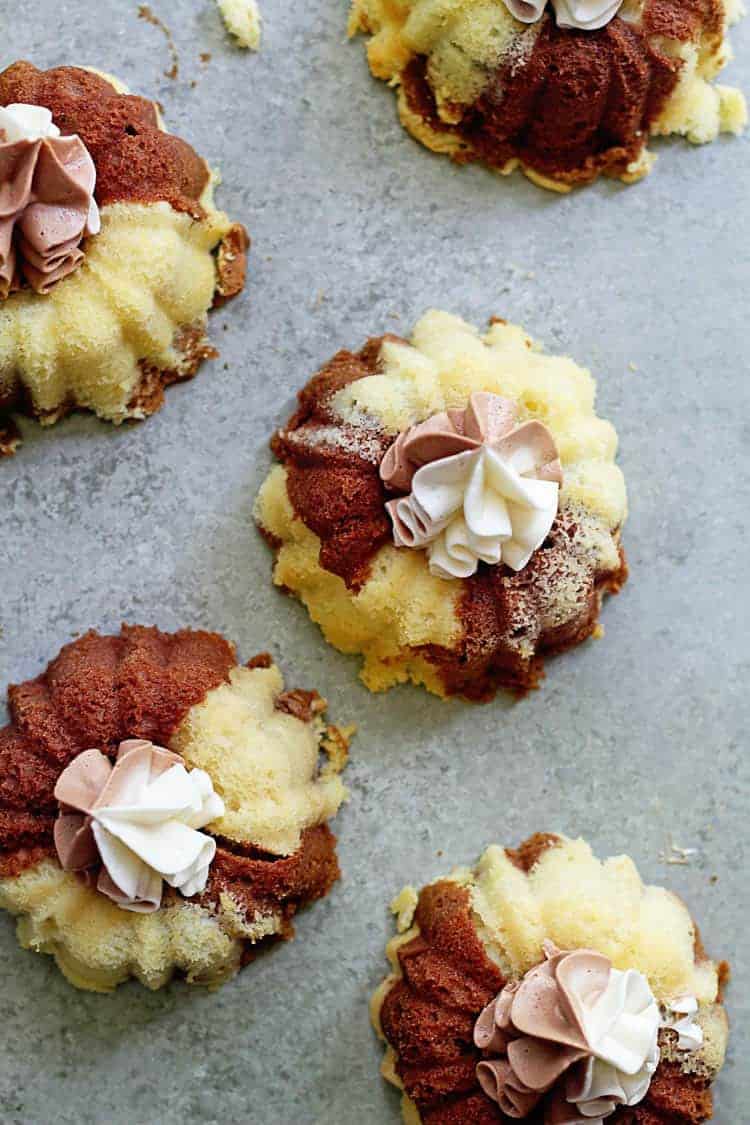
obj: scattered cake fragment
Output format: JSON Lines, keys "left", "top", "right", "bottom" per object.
{"left": 217, "top": 0, "right": 262, "bottom": 50}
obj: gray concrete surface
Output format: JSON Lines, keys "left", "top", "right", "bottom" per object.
{"left": 1, "top": 2, "right": 748, "bottom": 1123}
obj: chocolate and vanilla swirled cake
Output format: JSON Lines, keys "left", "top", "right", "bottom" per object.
{"left": 373, "top": 833, "right": 729, "bottom": 1124}
{"left": 349, "top": 0, "right": 746, "bottom": 190}
{"left": 0, "top": 626, "right": 350, "bottom": 991}
{"left": 255, "top": 311, "right": 627, "bottom": 700}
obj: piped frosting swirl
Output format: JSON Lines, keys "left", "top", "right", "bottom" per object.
{"left": 0, "top": 102, "right": 100, "bottom": 299}
{"left": 54, "top": 739, "right": 224, "bottom": 913}
{"left": 503, "top": 0, "right": 624, "bottom": 30}
{"left": 380, "top": 391, "right": 562, "bottom": 580}
{"left": 474, "top": 941, "right": 663, "bottom": 1122}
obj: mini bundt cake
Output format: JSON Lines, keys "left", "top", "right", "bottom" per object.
{"left": 255, "top": 310, "right": 627, "bottom": 700}
{"left": 373, "top": 833, "right": 730, "bottom": 1124}
{"left": 0, "top": 63, "right": 249, "bottom": 455}
{"left": 349, "top": 0, "right": 747, "bottom": 190}
{"left": 0, "top": 626, "right": 350, "bottom": 991}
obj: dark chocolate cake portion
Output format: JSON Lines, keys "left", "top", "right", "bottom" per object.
{"left": 0, "top": 63, "right": 210, "bottom": 215}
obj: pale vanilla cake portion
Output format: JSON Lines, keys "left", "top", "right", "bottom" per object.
{"left": 0, "top": 196, "right": 232, "bottom": 422}
{"left": 256, "top": 311, "right": 627, "bottom": 699}
{"left": 0, "top": 861, "right": 270, "bottom": 993}
{"left": 0, "top": 633, "right": 349, "bottom": 993}
{"left": 171, "top": 663, "right": 348, "bottom": 856}
{"left": 373, "top": 835, "right": 729, "bottom": 1124}
{"left": 349, "top": 0, "right": 746, "bottom": 190}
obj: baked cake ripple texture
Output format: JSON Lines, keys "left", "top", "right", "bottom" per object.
{"left": 373, "top": 834, "right": 730, "bottom": 1124}
{"left": 0, "top": 626, "right": 350, "bottom": 991}
{"left": 349, "top": 0, "right": 747, "bottom": 190}
{"left": 255, "top": 310, "right": 628, "bottom": 700}
{"left": 0, "top": 63, "right": 249, "bottom": 455}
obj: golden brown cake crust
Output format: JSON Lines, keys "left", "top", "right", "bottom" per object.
{"left": 380, "top": 835, "right": 720, "bottom": 1124}
{"left": 0, "top": 627, "right": 341, "bottom": 946}
{"left": 0, "top": 62, "right": 210, "bottom": 216}
{"left": 266, "top": 338, "right": 627, "bottom": 699}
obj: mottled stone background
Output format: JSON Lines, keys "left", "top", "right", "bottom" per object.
{"left": 1, "top": 2, "right": 748, "bottom": 1122}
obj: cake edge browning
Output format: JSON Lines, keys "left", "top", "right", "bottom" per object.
{"left": 0, "top": 627, "right": 349, "bottom": 989}
{"left": 374, "top": 834, "right": 727, "bottom": 1125}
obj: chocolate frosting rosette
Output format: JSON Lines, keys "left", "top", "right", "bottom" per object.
{"left": 0, "top": 627, "right": 350, "bottom": 991}
{"left": 349, "top": 0, "right": 746, "bottom": 190}
{"left": 256, "top": 311, "right": 627, "bottom": 700}
{"left": 0, "top": 63, "right": 248, "bottom": 456}
{"left": 371, "top": 834, "right": 730, "bottom": 1124}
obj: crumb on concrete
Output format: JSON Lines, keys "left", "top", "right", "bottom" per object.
{"left": 138, "top": 5, "right": 180, "bottom": 80}
{"left": 658, "top": 837, "right": 699, "bottom": 866}
{"left": 390, "top": 886, "right": 418, "bottom": 933}
{"left": 216, "top": 0, "right": 262, "bottom": 51}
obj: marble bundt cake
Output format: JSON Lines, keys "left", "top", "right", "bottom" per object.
{"left": 0, "top": 626, "right": 350, "bottom": 991}
{"left": 255, "top": 310, "right": 627, "bottom": 700}
{"left": 0, "top": 63, "right": 249, "bottom": 455}
{"left": 373, "top": 833, "right": 730, "bottom": 1123}
{"left": 349, "top": 0, "right": 747, "bottom": 190}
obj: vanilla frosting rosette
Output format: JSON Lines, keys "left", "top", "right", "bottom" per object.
{"left": 503, "top": 0, "right": 623, "bottom": 30}
{"left": 0, "top": 102, "right": 100, "bottom": 298}
{"left": 380, "top": 392, "right": 563, "bottom": 580}
{"left": 54, "top": 739, "right": 224, "bottom": 912}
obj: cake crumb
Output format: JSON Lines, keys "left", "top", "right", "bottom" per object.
{"left": 320, "top": 724, "right": 355, "bottom": 775}
{"left": 138, "top": 5, "right": 180, "bottom": 80}
{"left": 628, "top": 361, "right": 639, "bottom": 372}
{"left": 0, "top": 418, "right": 21, "bottom": 457}
{"left": 390, "top": 887, "right": 418, "bottom": 933}
{"left": 659, "top": 837, "right": 698, "bottom": 866}
{"left": 217, "top": 0, "right": 262, "bottom": 50}
{"left": 592, "top": 623, "right": 605, "bottom": 640}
